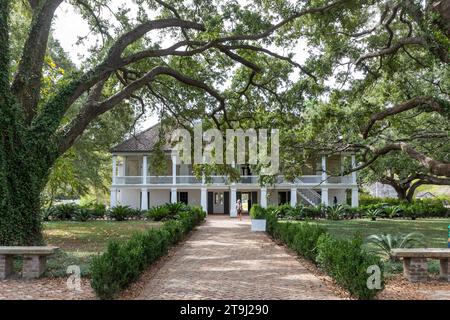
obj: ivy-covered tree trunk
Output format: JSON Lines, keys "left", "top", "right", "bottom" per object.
{"left": 0, "top": 124, "right": 48, "bottom": 245}
{"left": 0, "top": 0, "right": 52, "bottom": 245}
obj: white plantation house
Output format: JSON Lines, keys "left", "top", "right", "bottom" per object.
{"left": 110, "top": 125, "right": 359, "bottom": 216}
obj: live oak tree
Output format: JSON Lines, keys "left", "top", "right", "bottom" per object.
{"left": 290, "top": 0, "right": 449, "bottom": 192}
{"left": 0, "top": 0, "right": 349, "bottom": 245}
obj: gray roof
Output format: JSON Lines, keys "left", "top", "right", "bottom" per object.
{"left": 111, "top": 124, "right": 172, "bottom": 153}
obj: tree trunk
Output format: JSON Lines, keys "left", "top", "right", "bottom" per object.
{"left": 0, "top": 104, "right": 50, "bottom": 245}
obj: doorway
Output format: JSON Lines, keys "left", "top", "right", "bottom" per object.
{"left": 207, "top": 191, "right": 230, "bottom": 215}
{"left": 237, "top": 191, "right": 258, "bottom": 214}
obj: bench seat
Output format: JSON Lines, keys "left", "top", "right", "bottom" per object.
{"left": 391, "top": 248, "right": 450, "bottom": 282}
{"left": 0, "top": 246, "right": 59, "bottom": 279}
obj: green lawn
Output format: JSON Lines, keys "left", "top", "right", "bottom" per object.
{"left": 42, "top": 220, "right": 161, "bottom": 277}
{"left": 299, "top": 218, "right": 450, "bottom": 248}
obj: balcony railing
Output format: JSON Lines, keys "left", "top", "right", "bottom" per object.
{"left": 113, "top": 174, "right": 355, "bottom": 186}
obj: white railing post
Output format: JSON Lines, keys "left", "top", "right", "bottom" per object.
{"left": 112, "top": 155, "right": 117, "bottom": 185}
{"left": 321, "top": 155, "right": 327, "bottom": 183}
{"left": 142, "top": 155, "right": 147, "bottom": 185}
{"left": 171, "top": 187, "right": 177, "bottom": 204}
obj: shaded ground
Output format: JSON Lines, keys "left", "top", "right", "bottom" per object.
{"left": 135, "top": 216, "right": 340, "bottom": 300}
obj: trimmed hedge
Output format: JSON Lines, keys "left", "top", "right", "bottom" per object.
{"left": 266, "top": 207, "right": 384, "bottom": 299}
{"left": 90, "top": 205, "right": 206, "bottom": 299}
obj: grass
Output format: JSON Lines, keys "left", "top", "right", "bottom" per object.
{"left": 296, "top": 218, "right": 450, "bottom": 276}
{"left": 41, "top": 220, "right": 161, "bottom": 277}
{"left": 301, "top": 218, "right": 450, "bottom": 248}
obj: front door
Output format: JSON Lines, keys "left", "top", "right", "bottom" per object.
{"left": 213, "top": 192, "right": 225, "bottom": 214}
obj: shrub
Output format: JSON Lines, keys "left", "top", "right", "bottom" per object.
{"left": 292, "top": 223, "right": 327, "bottom": 261}
{"left": 266, "top": 205, "right": 384, "bottom": 299}
{"left": 316, "top": 234, "right": 384, "bottom": 299}
{"left": 108, "top": 205, "right": 133, "bottom": 221}
{"left": 365, "top": 233, "right": 426, "bottom": 261}
{"left": 326, "top": 204, "right": 346, "bottom": 220}
{"left": 365, "top": 208, "right": 382, "bottom": 221}
{"left": 90, "top": 206, "right": 206, "bottom": 299}
{"left": 72, "top": 207, "right": 92, "bottom": 222}
{"left": 250, "top": 204, "right": 267, "bottom": 219}
{"left": 146, "top": 205, "right": 172, "bottom": 221}
{"left": 51, "top": 203, "right": 79, "bottom": 221}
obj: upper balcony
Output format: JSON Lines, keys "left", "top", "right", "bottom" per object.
{"left": 111, "top": 153, "right": 357, "bottom": 187}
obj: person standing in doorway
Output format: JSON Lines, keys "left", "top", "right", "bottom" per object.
{"left": 236, "top": 199, "right": 242, "bottom": 221}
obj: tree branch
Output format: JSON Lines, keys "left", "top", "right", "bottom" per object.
{"left": 11, "top": 0, "right": 63, "bottom": 122}
{"left": 363, "top": 96, "right": 449, "bottom": 138}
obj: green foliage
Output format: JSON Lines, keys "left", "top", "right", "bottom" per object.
{"left": 325, "top": 204, "right": 347, "bottom": 221}
{"left": 249, "top": 204, "right": 266, "bottom": 219}
{"left": 365, "top": 233, "right": 426, "bottom": 261}
{"left": 90, "top": 206, "right": 206, "bottom": 299}
{"left": 108, "top": 205, "right": 134, "bottom": 221}
{"left": 266, "top": 205, "right": 384, "bottom": 299}
{"left": 145, "top": 205, "right": 172, "bottom": 221}
{"left": 365, "top": 208, "right": 383, "bottom": 221}
{"left": 316, "top": 234, "right": 384, "bottom": 300}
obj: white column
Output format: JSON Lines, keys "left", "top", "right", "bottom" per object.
{"left": 290, "top": 187, "right": 297, "bottom": 207}
{"left": 142, "top": 155, "right": 148, "bottom": 185}
{"left": 110, "top": 188, "right": 117, "bottom": 208}
{"left": 260, "top": 187, "right": 267, "bottom": 208}
{"left": 230, "top": 187, "right": 237, "bottom": 217}
{"left": 112, "top": 155, "right": 117, "bottom": 185}
{"left": 322, "top": 155, "right": 327, "bottom": 183}
{"left": 141, "top": 188, "right": 148, "bottom": 210}
{"left": 340, "top": 154, "right": 345, "bottom": 177}
{"left": 172, "top": 155, "right": 177, "bottom": 185}
{"left": 171, "top": 187, "right": 177, "bottom": 204}
{"left": 351, "top": 154, "right": 357, "bottom": 184}
{"left": 201, "top": 188, "right": 207, "bottom": 213}
{"left": 351, "top": 187, "right": 359, "bottom": 208}
{"left": 321, "top": 188, "right": 329, "bottom": 206}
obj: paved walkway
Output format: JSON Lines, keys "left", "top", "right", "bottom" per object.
{"left": 138, "top": 216, "right": 340, "bottom": 300}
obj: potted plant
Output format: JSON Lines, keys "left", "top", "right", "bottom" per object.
{"left": 250, "top": 204, "right": 267, "bottom": 232}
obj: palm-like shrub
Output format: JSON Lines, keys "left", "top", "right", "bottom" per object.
{"left": 365, "top": 208, "right": 382, "bottom": 221}
{"left": 52, "top": 203, "right": 80, "bottom": 221}
{"left": 146, "top": 205, "right": 171, "bottom": 221}
{"left": 385, "top": 205, "right": 401, "bottom": 219}
{"left": 108, "top": 205, "right": 133, "bottom": 221}
{"left": 326, "top": 204, "right": 347, "bottom": 220}
{"left": 365, "top": 233, "right": 426, "bottom": 261}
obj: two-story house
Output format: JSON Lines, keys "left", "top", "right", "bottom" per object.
{"left": 110, "top": 125, "right": 359, "bottom": 216}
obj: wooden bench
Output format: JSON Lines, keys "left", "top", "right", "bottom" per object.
{"left": 0, "top": 247, "right": 59, "bottom": 279}
{"left": 391, "top": 248, "right": 450, "bottom": 282}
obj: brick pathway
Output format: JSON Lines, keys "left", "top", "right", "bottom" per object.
{"left": 137, "top": 216, "right": 340, "bottom": 300}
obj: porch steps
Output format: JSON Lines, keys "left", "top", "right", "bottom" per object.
{"left": 298, "top": 189, "right": 321, "bottom": 206}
